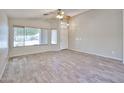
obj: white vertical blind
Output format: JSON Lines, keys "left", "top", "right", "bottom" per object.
{"left": 13, "top": 26, "right": 49, "bottom": 47}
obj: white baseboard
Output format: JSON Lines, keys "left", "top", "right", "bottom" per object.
{"left": 69, "top": 48, "right": 122, "bottom": 62}
{"left": 9, "top": 49, "right": 60, "bottom": 58}
{"left": 0, "top": 58, "right": 8, "bottom": 80}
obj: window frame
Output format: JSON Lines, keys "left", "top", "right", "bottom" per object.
{"left": 13, "top": 25, "right": 49, "bottom": 48}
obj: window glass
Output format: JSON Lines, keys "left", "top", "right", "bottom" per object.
{"left": 25, "top": 27, "right": 41, "bottom": 46}
{"left": 13, "top": 26, "right": 49, "bottom": 47}
{"left": 14, "top": 27, "right": 25, "bottom": 47}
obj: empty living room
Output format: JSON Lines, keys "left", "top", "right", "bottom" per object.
{"left": 0, "top": 9, "right": 124, "bottom": 83}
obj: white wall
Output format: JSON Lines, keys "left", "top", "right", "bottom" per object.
{"left": 59, "top": 21, "right": 69, "bottom": 49}
{"left": 123, "top": 10, "right": 124, "bottom": 63}
{"left": 0, "top": 13, "right": 9, "bottom": 79}
{"left": 69, "top": 9, "right": 123, "bottom": 61}
{"left": 49, "top": 19, "right": 69, "bottom": 50}
{"left": 9, "top": 18, "right": 60, "bottom": 57}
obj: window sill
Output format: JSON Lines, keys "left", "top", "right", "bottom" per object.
{"left": 13, "top": 44, "right": 49, "bottom": 48}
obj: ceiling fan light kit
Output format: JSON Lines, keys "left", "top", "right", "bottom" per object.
{"left": 56, "top": 14, "right": 64, "bottom": 19}
{"left": 56, "top": 9, "right": 65, "bottom": 19}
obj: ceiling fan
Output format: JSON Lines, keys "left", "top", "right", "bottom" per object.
{"left": 43, "top": 9, "right": 71, "bottom": 21}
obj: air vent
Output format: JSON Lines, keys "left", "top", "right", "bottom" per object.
{"left": 43, "top": 13, "right": 49, "bottom": 16}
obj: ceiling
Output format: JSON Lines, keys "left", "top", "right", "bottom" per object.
{"left": 0, "top": 9, "right": 89, "bottom": 19}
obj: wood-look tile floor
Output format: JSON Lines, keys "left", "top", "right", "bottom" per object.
{"left": 0, "top": 49, "right": 124, "bottom": 83}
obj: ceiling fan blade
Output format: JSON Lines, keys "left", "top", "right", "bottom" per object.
{"left": 43, "top": 9, "right": 57, "bottom": 16}
{"left": 63, "top": 15, "right": 71, "bottom": 20}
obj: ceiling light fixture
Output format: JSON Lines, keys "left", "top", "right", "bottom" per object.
{"left": 56, "top": 9, "right": 64, "bottom": 19}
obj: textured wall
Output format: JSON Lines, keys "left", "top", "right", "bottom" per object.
{"left": 0, "top": 13, "right": 9, "bottom": 79}
{"left": 69, "top": 10, "right": 123, "bottom": 61}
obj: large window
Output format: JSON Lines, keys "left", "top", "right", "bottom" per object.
{"left": 14, "top": 26, "right": 48, "bottom": 47}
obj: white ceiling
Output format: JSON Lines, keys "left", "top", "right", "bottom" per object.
{"left": 0, "top": 9, "right": 89, "bottom": 19}
{"left": 63, "top": 9, "right": 89, "bottom": 16}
